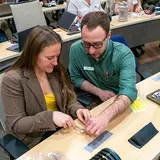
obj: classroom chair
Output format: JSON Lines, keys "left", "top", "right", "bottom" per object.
{"left": 0, "top": 134, "right": 29, "bottom": 160}
{"left": 0, "top": 72, "right": 29, "bottom": 160}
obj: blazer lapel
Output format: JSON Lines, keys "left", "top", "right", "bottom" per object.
{"left": 24, "top": 69, "right": 46, "bottom": 111}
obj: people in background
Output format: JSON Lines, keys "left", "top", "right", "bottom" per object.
{"left": 115, "top": 0, "right": 143, "bottom": 14}
{"left": 1, "top": 26, "right": 91, "bottom": 148}
{"left": 105, "top": 0, "right": 143, "bottom": 16}
{"left": 18, "top": 0, "right": 44, "bottom": 5}
{"left": 142, "top": 0, "right": 160, "bottom": 14}
{"left": 69, "top": 11, "right": 137, "bottom": 136}
{"left": 0, "top": 20, "right": 12, "bottom": 42}
{"left": 67, "top": 0, "right": 104, "bottom": 17}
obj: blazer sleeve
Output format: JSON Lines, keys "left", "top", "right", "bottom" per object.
{"left": 1, "top": 72, "right": 57, "bottom": 134}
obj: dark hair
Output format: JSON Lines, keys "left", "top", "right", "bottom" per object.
{"left": 9, "top": 26, "right": 76, "bottom": 109}
{"left": 81, "top": 11, "right": 110, "bottom": 35}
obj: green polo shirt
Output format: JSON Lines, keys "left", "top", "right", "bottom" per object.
{"left": 69, "top": 39, "right": 137, "bottom": 102}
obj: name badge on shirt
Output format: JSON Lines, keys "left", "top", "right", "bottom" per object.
{"left": 83, "top": 66, "right": 94, "bottom": 71}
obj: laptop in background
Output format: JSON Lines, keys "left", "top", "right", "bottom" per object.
{"left": 57, "top": 11, "right": 80, "bottom": 33}
{"left": 0, "top": 3, "right": 12, "bottom": 17}
{"left": 6, "top": 27, "right": 34, "bottom": 52}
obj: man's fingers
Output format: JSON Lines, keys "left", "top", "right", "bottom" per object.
{"left": 89, "top": 125, "right": 98, "bottom": 135}
{"left": 95, "top": 126, "right": 104, "bottom": 136}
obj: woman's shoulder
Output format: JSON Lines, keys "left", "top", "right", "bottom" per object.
{"left": 3, "top": 69, "right": 23, "bottom": 83}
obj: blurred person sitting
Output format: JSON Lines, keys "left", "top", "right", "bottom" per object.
{"left": 68, "top": 0, "right": 104, "bottom": 17}
{"left": 115, "top": 0, "right": 143, "bottom": 14}
{"left": 104, "top": 0, "right": 143, "bottom": 16}
{"left": 0, "top": 20, "right": 12, "bottom": 42}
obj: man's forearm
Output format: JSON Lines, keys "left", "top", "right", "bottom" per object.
{"left": 102, "top": 95, "right": 131, "bottom": 123}
{"left": 80, "top": 80, "right": 101, "bottom": 96}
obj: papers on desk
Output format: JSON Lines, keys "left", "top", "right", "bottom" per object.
{"left": 130, "top": 97, "right": 148, "bottom": 112}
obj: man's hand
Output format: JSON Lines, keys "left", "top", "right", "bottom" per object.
{"left": 52, "top": 111, "right": 76, "bottom": 129}
{"left": 76, "top": 109, "right": 91, "bottom": 124}
{"left": 97, "top": 89, "right": 115, "bottom": 101}
{"left": 84, "top": 114, "right": 109, "bottom": 136}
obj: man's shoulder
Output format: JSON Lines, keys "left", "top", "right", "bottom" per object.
{"left": 112, "top": 41, "right": 132, "bottom": 56}
{"left": 110, "top": 41, "right": 134, "bottom": 64}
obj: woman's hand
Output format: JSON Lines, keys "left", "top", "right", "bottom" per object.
{"left": 52, "top": 111, "right": 75, "bottom": 129}
{"left": 76, "top": 109, "right": 91, "bottom": 124}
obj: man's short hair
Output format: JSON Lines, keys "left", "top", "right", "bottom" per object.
{"left": 81, "top": 11, "right": 110, "bottom": 35}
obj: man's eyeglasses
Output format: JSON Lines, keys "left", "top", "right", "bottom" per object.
{"left": 82, "top": 36, "right": 107, "bottom": 49}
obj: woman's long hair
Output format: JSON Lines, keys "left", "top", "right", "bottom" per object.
{"left": 9, "top": 26, "right": 76, "bottom": 109}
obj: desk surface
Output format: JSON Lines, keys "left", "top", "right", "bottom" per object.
{"left": 56, "top": 13, "right": 160, "bottom": 42}
{"left": 0, "top": 42, "right": 20, "bottom": 63}
{"left": 111, "top": 13, "right": 160, "bottom": 29}
{"left": 55, "top": 28, "right": 81, "bottom": 42}
{"left": 0, "top": 0, "right": 107, "bottom": 21}
{"left": 0, "top": 13, "right": 160, "bottom": 63}
{"left": 0, "top": 3, "right": 66, "bottom": 21}
{"left": 0, "top": 28, "right": 80, "bottom": 63}
{"left": 18, "top": 73, "right": 160, "bottom": 160}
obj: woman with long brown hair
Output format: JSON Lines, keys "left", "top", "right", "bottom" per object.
{"left": 1, "top": 26, "right": 91, "bottom": 148}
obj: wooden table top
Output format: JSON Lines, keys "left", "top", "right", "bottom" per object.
{"left": 0, "top": 42, "right": 20, "bottom": 62}
{"left": 111, "top": 13, "right": 160, "bottom": 29}
{"left": 0, "top": 13, "right": 160, "bottom": 62}
{"left": 0, "top": 3, "right": 67, "bottom": 21}
{"left": 18, "top": 73, "right": 160, "bottom": 160}
{"left": 0, "top": 0, "right": 106, "bottom": 20}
